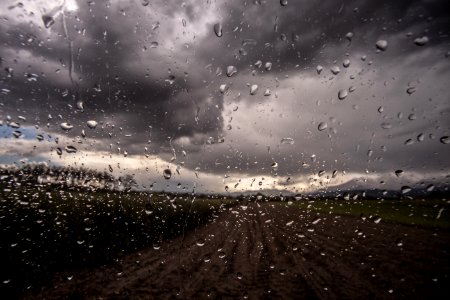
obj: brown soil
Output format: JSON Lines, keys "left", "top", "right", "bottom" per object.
{"left": 28, "top": 203, "right": 450, "bottom": 299}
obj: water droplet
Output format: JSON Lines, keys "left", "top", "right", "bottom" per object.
{"left": 264, "top": 89, "right": 271, "bottom": 96}
{"left": 395, "top": 170, "right": 403, "bottom": 177}
{"left": 150, "top": 41, "right": 158, "bottom": 48}
{"left": 286, "top": 220, "right": 294, "bottom": 226}
{"left": 166, "top": 75, "right": 176, "bottom": 85}
{"left": 381, "top": 122, "right": 392, "bottom": 129}
{"left": 404, "top": 139, "right": 414, "bottom": 146}
{"left": 316, "top": 65, "right": 323, "bottom": 74}
{"left": 440, "top": 136, "right": 449, "bottom": 144}
{"left": 265, "top": 62, "right": 272, "bottom": 71}
{"left": 65, "top": 146, "right": 78, "bottom": 153}
{"left": 250, "top": 84, "right": 258, "bottom": 95}
{"left": 376, "top": 40, "right": 388, "bottom": 51}
{"left": 345, "top": 32, "right": 354, "bottom": 41}
{"left": 196, "top": 239, "right": 205, "bottom": 247}
{"left": 42, "top": 15, "right": 55, "bottom": 28}
{"left": 226, "top": 66, "right": 237, "bottom": 77}
{"left": 87, "top": 120, "right": 98, "bottom": 129}
{"left": 219, "top": 84, "right": 228, "bottom": 93}
{"left": 401, "top": 186, "right": 412, "bottom": 194}
{"left": 76, "top": 101, "right": 84, "bottom": 111}
{"left": 374, "top": 217, "right": 382, "bottom": 224}
{"left": 343, "top": 59, "right": 350, "bottom": 68}
{"left": 163, "top": 169, "right": 172, "bottom": 179}
{"left": 330, "top": 66, "right": 340, "bottom": 75}
{"left": 141, "top": 0, "right": 150, "bottom": 6}
{"left": 280, "top": 0, "right": 288, "bottom": 6}
{"left": 9, "top": 121, "right": 20, "bottom": 129}
{"left": 236, "top": 272, "right": 243, "bottom": 279}
{"left": 271, "top": 162, "right": 278, "bottom": 169}
{"left": 280, "top": 138, "right": 294, "bottom": 145}
{"left": 213, "top": 23, "right": 222, "bottom": 37}
{"left": 406, "top": 87, "right": 416, "bottom": 95}
{"left": 61, "top": 122, "right": 73, "bottom": 131}
{"left": 218, "top": 251, "right": 226, "bottom": 259}
{"left": 338, "top": 89, "right": 348, "bottom": 100}
{"left": 318, "top": 170, "right": 325, "bottom": 177}
{"left": 318, "top": 122, "right": 328, "bottom": 131}
{"left": 13, "top": 131, "right": 22, "bottom": 138}
{"left": 417, "top": 133, "right": 424, "bottom": 142}
{"left": 56, "top": 147, "right": 63, "bottom": 155}
{"left": 36, "top": 134, "right": 44, "bottom": 141}
{"left": 414, "top": 36, "right": 429, "bottom": 46}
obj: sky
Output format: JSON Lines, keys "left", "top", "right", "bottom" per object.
{"left": 0, "top": 0, "right": 449, "bottom": 194}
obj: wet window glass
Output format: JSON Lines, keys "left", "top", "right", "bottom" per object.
{"left": 0, "top": 0, "right": 449, "bottom": 298}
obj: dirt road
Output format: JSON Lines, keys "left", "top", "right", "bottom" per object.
{"left": 29, "top": 203, "right": 450, "bottom": 299}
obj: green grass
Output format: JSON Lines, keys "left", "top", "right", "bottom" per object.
{"left": 0, "top": 184, "right": 236, "bottom": 298}
{"left": 292, "top": 199, "right": 450, "bottom": 229}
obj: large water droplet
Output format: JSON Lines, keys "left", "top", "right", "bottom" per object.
{"left": 265, "top": 62, "right": 272, "bottom": 71}
{"left": 87, "top": 120, "right": 98, "bottom": 129}
{"left": 226, "top": 66, "right": 237, "bottom": 77}
{"left": 250, "top": 84, "right": 258, "bottom": 95}
{"left": 213, "top": 23, "right": 222, "bottom": 37}
{"left": 338, "top": 89, "right": 348, "bottom": 100}
{"left": 318, "top": 122, "right": 328, "bottom": 131}
{"left": 280, "top": 0, "right": 288, "bottom": 6}
{"left": 414, "top": 36, "right": 429, "bottom": 46}
{"left": 61, "top": 123, "right": 73, "bottom": 131}
{"left": 163, "top": 169, "right": 172, "bottom": 179}
{"left": 376, "top": 40, "right": 388, "bottom": 51}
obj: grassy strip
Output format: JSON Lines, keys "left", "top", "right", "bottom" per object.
{"left": 0, "top": 185, "right": 235, "bottom": 298}
{"left": 292, "top": 199, "right": 450, "bottom": 229}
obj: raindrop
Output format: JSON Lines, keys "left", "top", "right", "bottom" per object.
{"left": 61, "top": 123, "right": 74, "bottom": 131}
{"left": 404, "top": 139, "right": 414, "bottom": 146}
{"left": 406, "top": 87, "right": 416, "bottom": 95}
{"left": 376, "top": 40, "right": 388, "bottom": 51}
{"left": 271, "top": 162, "right": 278, "bottom": 169}
{"left": 213, "top": 23, "right": 223, "bottom": 37}
{"left": 76, "top": 101, "right": 84, "bottom": 111}
{"left": 343, "top": 59, "right": 350, "bottom": 68}
{"left": 318, "top": 170, "right": 325, "bottom": 177}
{"left": 250, "top": 84, "right": 258, "bottom": 95}
{"left": 417, "top": 133, "right": 424, "bottom": 142}
{"left": 381, "top": 122, "right": 392, "bottom": 129}
{"left": 196, "top": 239, "right": 205, "bottom": 247}
{"left": 440, "top": 136, "right": 449, "bottom": 144}
{"left": 13, "top": 131, "right": 22, "bottom": 138}
{"left": 395, "top": 170, "right": 403, "bottom": 177}
{"left": 264, "top": 89, "right": 271, "bottom": 96}
{"left": 280, "top": 138, "right": 294, "bottom": 145}
{"left": 226, "top": 66, "right": 237, "bottom": 77}
{"left": 150, "top": 41, "right": 158, "bottom": 48}
{"left": 338, "top": 89, "right": 348, "bottom": 100}
{"left": 56, "top": 148, "right": 63, "bottom": 155}
{"left": 65, "top": 146, "right": 78, "bottom": 153}
{"left": 345, "top": 32, "right": 354, "bottom": 41}
{"left": 42, "top": 15, "right": 55, "bottom": 28}
{"left": 219, "top": 84, "right": 228, "bottom": 93}
{"left": 218, "top": 251, "right": 226, "bottom": 259}
{"left": 286, "top": 220, "right": 294, "bottom": 226}
{"left": 265, "top": 62, "right": 272, "bottom": 71}
{"left": 330, "top": 66, "right": 340, "bottom": 75}
{"left": 280, "top": 0, "right": 288, "bottom": 6}
{"left": 36, "top": 134, "right": 44, "bottom": 141}
{"left": 87, "top": 120, "right": 98, "bottom": 129}
{"left": 401, "top": 186, "right": 412, "bottom": 195}
{"left": 316, "top": 65, "right": 323, "bottom": 74}
{"left": 236, "top": 272, "right": 243, "bottom": 280}
{"left": 166, "top": 75, "right": 176, "bottom": 85}
{"left": 374, "top": 217, "right": 382, "bottom": 224}
{"left": 414, "top": 36, "right": 429, "bottom": 46}
{"left": 163, "top": 169, "right": 172, "bottom": 179}
{"left": 318, "top": 122, "right": 328, "bottom": 131}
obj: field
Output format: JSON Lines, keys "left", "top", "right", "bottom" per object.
{"left": 0, "top": 185, "right": 234, "bottom": 298}
{"left": 1, "top": 187, "right": 449, "bottom": 299}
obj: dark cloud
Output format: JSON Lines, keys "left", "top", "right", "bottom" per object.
{"left": 0, "top": 0, "right": 449, "bottom": 193}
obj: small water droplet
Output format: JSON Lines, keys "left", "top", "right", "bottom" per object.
{"left": 286, "top": 220, "right": 294, "bottom": 226}
{"left": 271, "top": 162, "right": 278, "bottom": 169}
{"left": 330, "top": 66, "right": 340, "bottom": 75}
{"left": 395, "top": 170, "right": 403, "bottom": 177}
{"left": 343, "top": 59, "right": 350, "bottom": 68}
{"left": 406, "top": 87, "right": 416, "bottom": 95}
{"left": 280, "top": 138, "right": 294, "bottom": 145}
{"left": 265, "top": 62, "right": 272, "bottom": 71}
{"left": 264, "top": 88, "right": 271, "bottom": 96}
{"left": 213, "top": 23, "right": 223, "bottom": 37}
{"left": 236, "top": 272, "right": 243, "bottom": 279}
{"left": 401, "top": 186, "right": 412, "bottom": 195}
{"left": 250, "top": 84, "right": 258, "bottom": 95}
{"left": 150, "top": 41, "right": 158, "bottom": 48}
{"left": 338, "top": 89, "right": 348, "bottom": 100}
{"left": 87, "top": 120, "right": 98, "bottom": 129}
{"left": 196, "top": 239, "right": 205, "bottom": 247}
{"left": 65, "top": 146, "right": 78, "bottom": 153}
{"left": 345, "top": 32, "right": 354, "bottom": 41}
{"left": 280, "top": 0, "right": 288, "bottom": 6}
{"left": 376, "top": 40, "right": 388, "bottom": 51}
{"left": 163, "top": 169, "right": 172, "bottom": 179}
{"left": 440, "top": 136, "right": 449, "bottom": 144}
{"left": 318, "top": 122, "right": 328, "bottom": 131}
{"left": 226, "top": 66, "right": 237, "bottom": 77}
{"left": 316, "top": 65, "right": 323, "bottom": 74}
{"left": 61, "top": 123, "right": 74, "bottom": 131}
{"left": 219, "top": 84, "right": 228, "bottom": 93}
{"left": 414, "top": 36, "right": 429, "bottom": 46}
